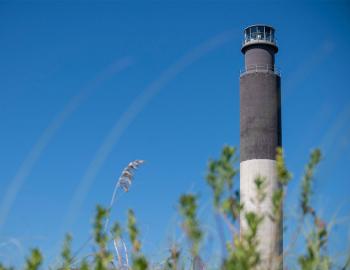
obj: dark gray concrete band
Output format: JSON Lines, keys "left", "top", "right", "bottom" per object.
{"left": 240, "top": 72, "right": 281, "bottom": 162}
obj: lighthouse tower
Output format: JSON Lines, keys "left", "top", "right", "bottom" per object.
{"left": 239, "top": 25, "right": 282, "bottom": 268}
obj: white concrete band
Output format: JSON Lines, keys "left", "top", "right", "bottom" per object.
{"left": 240, "top": 159, "right": 282, "bottom": 269}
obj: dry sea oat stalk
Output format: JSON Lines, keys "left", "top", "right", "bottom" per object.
{"left": 118, "top": 160, "right": 145, "bottom": 192}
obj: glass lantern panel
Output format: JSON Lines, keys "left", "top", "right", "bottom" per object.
{"left": 250, "top": 27, "right": 257, "bottom": 40}
{"left": 257, "top": 26, "right": 264, "bottom": 40}
{"left": 271, "top": 29, "right": 275, "bottom": 41}
{"left": 244, "top": 29, "right": 249, "bottom": 42}
{"left": 265, "top": 27, "right": 271, "bottom": 41}
{"left": 257, "top": 26, "right": 264, "bottom": 34}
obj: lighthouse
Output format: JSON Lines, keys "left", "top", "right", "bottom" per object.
{"left": 239, "top": 25, "right": 282, "bottom": 268}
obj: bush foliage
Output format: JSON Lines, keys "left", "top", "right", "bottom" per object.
{"left": 0, "top": 146, "right": 349, "bottom": 270}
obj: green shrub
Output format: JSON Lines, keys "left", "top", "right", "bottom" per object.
{"left": 1, "top": 147, "right": 349, "bottom": 270}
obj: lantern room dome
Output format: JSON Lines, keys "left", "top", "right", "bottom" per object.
{"left": 242, "top": 25, "right": 278, "bottom": 53}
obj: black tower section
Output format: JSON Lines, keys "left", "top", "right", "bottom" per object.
{"left": 240, "top": 25, "right": 281, "bottom": 162}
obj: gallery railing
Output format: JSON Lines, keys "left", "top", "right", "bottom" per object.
{"left": 240, "top": 64, "right": 281, "bottom": 76}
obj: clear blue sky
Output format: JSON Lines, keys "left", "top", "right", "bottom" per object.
{"left": 0, "top": 1, "right": 349, "bottom": 267}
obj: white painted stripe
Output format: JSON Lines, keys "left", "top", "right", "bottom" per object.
{"left": 240, "top": 159, "right": 282, "bottom": 269}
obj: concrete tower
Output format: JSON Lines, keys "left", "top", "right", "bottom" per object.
{"left": 239, "top": 25, "right": 282, "bottom": 268}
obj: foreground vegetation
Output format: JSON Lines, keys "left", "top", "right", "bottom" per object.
{"left": 1, "top": 146, "right": 349, "bottom": 270}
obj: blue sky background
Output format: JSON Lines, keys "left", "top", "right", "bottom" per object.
{"left": 0, "top": 1, "right": 349, "bottom": 267}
